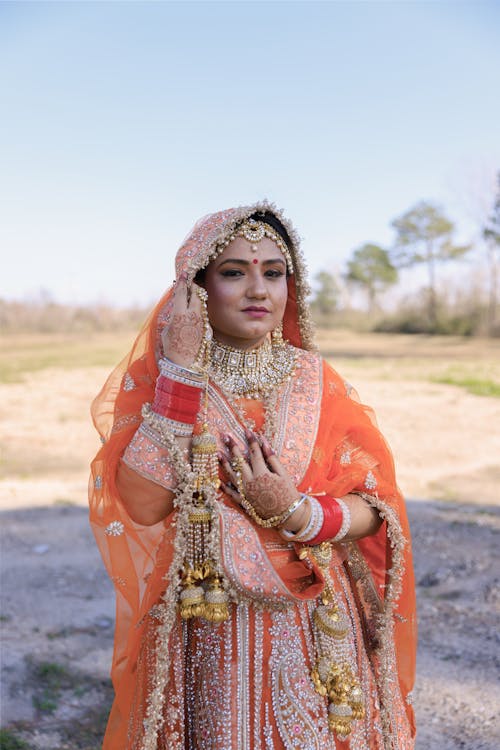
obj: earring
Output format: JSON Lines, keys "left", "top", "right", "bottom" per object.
{"left": 271, "top": 322, "right": 284, "bottom": 344}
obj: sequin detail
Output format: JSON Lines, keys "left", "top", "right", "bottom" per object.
{"left": 365, "top": 471, "right": 377, "bottom": 490}
{"left": 340, "top": 450, "right": 352, "bottom": 465}
{"left": 105, "top": 521, "right": 124, "bottom": 537}
{"left": 123, "top": 373, "right": 136, "bottom": 391}
{"left": 94, "top": 475, "right": 103, "bottom": 489}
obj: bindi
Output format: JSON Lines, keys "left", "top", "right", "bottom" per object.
{"left": 252, "top": 258, "right": 258, "bottom": 264}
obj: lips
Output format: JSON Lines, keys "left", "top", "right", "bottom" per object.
{"left": 242, "top": 306, "right": 270, "bottom": 318}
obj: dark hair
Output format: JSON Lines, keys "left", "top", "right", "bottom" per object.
{"left": 248, "top": 210, "right": 292, "bottom": 251}
{"left": 195, "top": 211, "right": 292, "bottom": 283}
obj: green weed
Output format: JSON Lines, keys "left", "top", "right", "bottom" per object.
{"left": 431, "top": 375, "right": 500, "bottom": 398}
{"left": 0, "top": 729, "right": 31, "bottom": 750}
{"left": 30, "top": 661, "right": 72, "bottom": 715}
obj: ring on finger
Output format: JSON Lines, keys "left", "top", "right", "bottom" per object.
{"left": 231, "top": 456, "right": 245, "bottom": 472}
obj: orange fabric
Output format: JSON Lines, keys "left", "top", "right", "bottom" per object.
{"left": 89, "top": 206, "right": 416, "bottom": 749}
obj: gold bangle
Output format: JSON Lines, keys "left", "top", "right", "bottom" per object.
{"left": 239, "top": 493, "right": 307, "bottom": 529}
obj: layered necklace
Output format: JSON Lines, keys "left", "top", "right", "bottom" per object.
{"left": 209, "top": 336, "right": 297, "bottom": 400}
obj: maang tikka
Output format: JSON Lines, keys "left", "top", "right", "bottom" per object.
{"left": 210, "top": 218, "right": 294, "bottom": 274}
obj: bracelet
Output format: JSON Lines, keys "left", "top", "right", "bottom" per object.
{"left": 307, "top": 496, "right": 343, "bottom": 544}
{"left": 306, "top": 495, "right": 353, "bottom": 545}
{"left": 330, "top": 497, "right": 351, "bottom": 542}
{"left": 158, "top": 357, "right": 205, "bottom": 386}
{"left": 280, "top": 497, "right": 324, "bottom": 542}
{"left": 142, "top": 402, "right": 194, "bottom": 438}
{"left": 156, "top": 376, "right": 203, "bottom": 401}
{"left": 300, "top": 498, "right": 324, "bottom": 541}
{"left": 280, "top": 497, "right": 313, "bottom": 539}
{"left": 152, "top": 372, "right": 202, "bottom": 426}
{"left": 153, "top": 392, "right": 202, "bottom": 422}
{"left": 238, "top": 492, "right": 308, "bottom": 529}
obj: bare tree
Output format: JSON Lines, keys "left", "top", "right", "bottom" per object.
{"left": 482, "top": 171, "right": 500, "bottom": 334}
{"left": 391, "top": 201, "right": 471, "bottom": 328}
{"left": 345, "top": 243, "right": 398, "bottom": 312}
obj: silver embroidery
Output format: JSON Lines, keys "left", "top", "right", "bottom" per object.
{"left": 365, "top": 470, "right": 377, "bottom": 490}
{"left": 269, "top": 609, "right": 332, "bottom": 749}
{"left": 94, "top": 475, "right": 103, "bottom": 489}
{"left": 237, "top": 604, "right": 250, "bottom": 750}
{"left": 105, "top": 520, "right": 124, "bottom": 536}
{"left": 340, "top": 450, "right": 352, "bottom": 465}
{"left": 123, "top": 372, "right": 136, "bottom": 391}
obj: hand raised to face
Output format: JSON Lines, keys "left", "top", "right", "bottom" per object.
{"left": 161, "top": 276, "right": 211, "bottom": 369}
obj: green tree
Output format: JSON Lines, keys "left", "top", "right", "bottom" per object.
{"left": 391, "top": 201, "right": 471, "bottom": 327}
{"left": 345, "top": 243, "right": 397, "bottom": 312}
{"left": 482, "top": 171, "right": 500, "bottom": 334}
{"left": 311, "top": 271, "right": 339, "bottom": 318}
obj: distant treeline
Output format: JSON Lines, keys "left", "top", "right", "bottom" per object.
{"left": 0, "top": 298, "right": 149, "bottom": 334}
{"left": 310, "top": 178, "right": 500, "bottom": 338}
{"left": 3, "top": 177, "right": 499, "bottom": 338}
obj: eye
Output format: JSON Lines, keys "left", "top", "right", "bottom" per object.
{"left": 265, "top": 268, "right": 285, "bottom": 278}
{"left": 220, "top": 269, "right": 244, "bottom": 277}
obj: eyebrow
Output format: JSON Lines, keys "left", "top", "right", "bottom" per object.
{"left": 217, "top": 257, "right": 286, "bottom": 268}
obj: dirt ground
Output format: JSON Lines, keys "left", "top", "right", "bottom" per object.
{"left": 1, "top": 332, "right": 500, "bottom": 748}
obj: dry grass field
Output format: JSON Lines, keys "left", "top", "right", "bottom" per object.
{"left": 1, "top": 330, "right": 499, "bottom": 749}
{"left": 1, "top": 329, "right": 499, "bottom": 510}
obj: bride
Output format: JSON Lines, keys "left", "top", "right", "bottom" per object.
{"left": 89, "top": 202, "right": 416, "bottom": 750}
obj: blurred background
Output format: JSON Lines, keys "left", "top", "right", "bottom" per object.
{"left": 1, "top": 2, "right": 499, "bottom": 749}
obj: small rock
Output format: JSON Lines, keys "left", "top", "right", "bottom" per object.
{"left": 32, "top": 544, "right": 50, "bottom": 555}
{"left": 95, "top": 616, "right": 113, "bottom": 629}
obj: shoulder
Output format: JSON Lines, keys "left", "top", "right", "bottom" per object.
{"left": 291, "top": 347, "right": 359, "bottom": 401}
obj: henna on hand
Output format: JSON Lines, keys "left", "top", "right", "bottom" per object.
{"left": 164, "top": 312, "right": 203, "bottom": 359}
{"left": 244, "top": 473, "right": 295, "bottom": 519}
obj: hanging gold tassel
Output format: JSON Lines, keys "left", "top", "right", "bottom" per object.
{"left": 177, "top": 285, "right": 230, "bottom": 624}
{"left": 178, "top": 418, "right": 230, "bottom": 623}
{"left": 191, "top": 422, "right": 220, "bottom": 494}
{"left": 203, "top": 574, "right": 230, "bottom": 623}
{"left": 179, "top": 568, "right": 206, "bottom": 620}
{"left": 304, "top": 542, "right": 365, "bottom": 737}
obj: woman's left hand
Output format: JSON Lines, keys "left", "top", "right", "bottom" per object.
{"left": 220, "top": 430, "right": 300, "bottom": 520}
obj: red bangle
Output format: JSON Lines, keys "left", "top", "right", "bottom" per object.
{"left": 153, "top": 392, "right": 201, "bottom": 415}
{"left": 152, "top": 376, "right": 202, "bottom": 425}
{"left": 307, "top": 495, "right": 343, "bottom": 545}
{"left": 160, "top": 407, "right": 199, "bottom": 424}
{"left": 152, "top": 402, "right": 200, "bottom": 425}
{"left": 156, "top": 375, "right": 202, "bottom": 402}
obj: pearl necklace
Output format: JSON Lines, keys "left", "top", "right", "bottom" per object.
{"left": 209, "top": 338, "right": 297, "bottom": 399}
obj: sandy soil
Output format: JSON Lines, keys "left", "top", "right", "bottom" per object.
{"left": 1, "top": 340, "right": 500, "bottom": 748}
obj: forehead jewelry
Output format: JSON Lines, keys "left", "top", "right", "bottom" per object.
{"left": 210, "top": 219, "right": 294, "bottom": 274}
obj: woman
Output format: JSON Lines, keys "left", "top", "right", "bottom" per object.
{"left": 89, "top": 202, "right": 416, "bottom": 750}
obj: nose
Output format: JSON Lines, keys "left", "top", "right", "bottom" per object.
{"left": 246, "top": 272, "right": 267, "bottom": 299}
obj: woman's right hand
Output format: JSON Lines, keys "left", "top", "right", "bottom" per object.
{"left": 161, "top": 275, "right": 208, "bottom": 369}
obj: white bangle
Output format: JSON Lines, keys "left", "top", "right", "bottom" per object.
{"left": 158, "top": 357, "right": 205, "bottom": 386}
{"left": 280, "top": 497, "right": 324, "bottom": 542}
{"left": 298, "top": 497, "right": 324, "bottom": 541}
{"left": 330, "top": 497, "right": 351, "bottom": 542}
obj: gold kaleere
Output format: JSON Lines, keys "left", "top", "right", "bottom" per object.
{"left": 306, "top": 542, "right": 365, "bottom": 737}
{"left": 178, "top": 285, "right": 230, "bottom": 624}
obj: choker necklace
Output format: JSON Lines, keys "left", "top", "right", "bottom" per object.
{"left": 209, "top": 338, "right": 297, "bottom": 398}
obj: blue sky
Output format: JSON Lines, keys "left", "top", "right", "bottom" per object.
{"left": 1, "top": 0, "right": 499, "bottom": 307}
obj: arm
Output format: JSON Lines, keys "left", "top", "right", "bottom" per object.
{"left": 117, "top": 279, "right": 207, "bottom": 526}
{"left": 220, "top": 431, "right": 382, "bottom": 543}
{"left": 117, "top": 453, "right": 184, "bottom": 527}
{"left": 283, "top": 492, "right": 382, "bottom": 541}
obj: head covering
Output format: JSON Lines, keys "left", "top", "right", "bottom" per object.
{"left": 91, "top": 201, "right": 314, "bottom": 446}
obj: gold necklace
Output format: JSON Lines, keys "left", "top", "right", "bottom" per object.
{"left": 209, "top": 338, "right": 297, "bottom": 399}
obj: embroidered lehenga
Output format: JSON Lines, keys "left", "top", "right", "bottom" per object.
{"left": 89, "top": 202, "right": 416, "bottom": 750}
